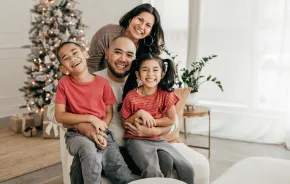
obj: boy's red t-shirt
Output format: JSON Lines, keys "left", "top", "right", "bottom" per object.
{"left": 55, "top": 75, "right": 116, "bottom": 119}
{"left": 120, "top": 88, "right": 179, "bottom": 140}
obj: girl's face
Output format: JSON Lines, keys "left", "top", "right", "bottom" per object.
{"left": 136, "top": 59, "right": 165, "bottom": 89}
{"left": 125, "top": 12, "right": 155, "bottom": 42}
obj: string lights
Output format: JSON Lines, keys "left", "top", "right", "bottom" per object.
{"left": 20, "top": 0, "right": 88, "bottom": 112}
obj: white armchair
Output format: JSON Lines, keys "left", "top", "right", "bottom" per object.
{"left": 48, "top": 88, "right": 210, "bottom": 184}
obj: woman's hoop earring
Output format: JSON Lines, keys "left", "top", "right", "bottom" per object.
{"left": 144, "top": 35, "right": 154, "bottom": 47}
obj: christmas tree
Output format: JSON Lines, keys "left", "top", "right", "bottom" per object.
{"left": 20, "top": 0, "right": 87, "bottom": 113}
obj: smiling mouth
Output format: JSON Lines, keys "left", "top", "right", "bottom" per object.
{"left": 146, "top": 78, "right": 156, "bottom": 82}
{"left": 116, "top": 64, "right": 126, "bottom": 69}
{"left": 71, "top": 61, "right": 81, "bottom": 68}
{"left": 134, "top": 28, "right": 143, "bottom": 35}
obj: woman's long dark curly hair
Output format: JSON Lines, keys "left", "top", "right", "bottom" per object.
{"left": 119, "top": 3, "right": 165, "bottom": 57}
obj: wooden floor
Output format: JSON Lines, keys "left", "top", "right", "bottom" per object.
{"left": 0, "top": 128, "right": 61, "bottom": 183}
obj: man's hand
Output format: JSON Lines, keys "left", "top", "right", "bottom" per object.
{"left": 89, "top": 115, "right": 108, "bottom": 134}
{"left": 76, "top": 123, "right": 108, "bottom": 144}
{"left": 138, "top": 110, "right": 156, "bottom": 128}
{"left": 96, "top": 134, "right": 107, "bottom": 149}
{"left": 124, "top": 118, "right": 159, "bottom": 137}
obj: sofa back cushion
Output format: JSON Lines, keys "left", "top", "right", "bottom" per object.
{"left": 163, "top": 88, "right": 191, "bottom": 143}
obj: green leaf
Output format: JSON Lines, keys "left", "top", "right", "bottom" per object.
{"left": 218, "top": 85, "right": 224, "bottom": 92}
{"left": 212, "top": 77, "right": 216, "bottom": 81}
{"left": 207, "top": 75, "right": 211, "bottom": 80}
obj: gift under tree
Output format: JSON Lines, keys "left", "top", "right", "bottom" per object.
{"left": 19, "top": 0, "right": 88, "bottom": 113}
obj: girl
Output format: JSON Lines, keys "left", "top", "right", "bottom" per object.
{"left": 119, "top": 54, "right": 194, "bottom": 184}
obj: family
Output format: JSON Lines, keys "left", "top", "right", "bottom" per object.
{"left": 47, "top": 3, "right": 209, "bottom": 184}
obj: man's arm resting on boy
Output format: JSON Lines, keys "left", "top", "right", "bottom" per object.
{"left": 55, "top": 104, "right": 107, "bottom": 134}
{"left": 71, "top": 123, "right": 108, "bottom": 144}
{"left": 47, "top": 103, "right": 107, "bottom": 142}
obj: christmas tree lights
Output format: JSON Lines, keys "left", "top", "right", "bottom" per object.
{"left": 20, "top": 0, "right": 88, "bottom": 113}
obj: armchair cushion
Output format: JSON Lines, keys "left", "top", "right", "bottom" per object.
{"left": 163, "top": 88, "right": 191, "bottom": 143}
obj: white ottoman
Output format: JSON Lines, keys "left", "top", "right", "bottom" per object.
{"left": 212, "top": 157, "right": 290, "bottom": 184}
{"left": 129, "top": 178, "right": 186, "bottom": 184}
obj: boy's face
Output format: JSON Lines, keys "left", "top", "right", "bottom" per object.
{"left": 58, "top": 43, "right": 88, "bottom": 75}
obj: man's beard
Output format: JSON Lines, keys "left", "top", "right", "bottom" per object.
{"left": 107, "top": 62, "right": 130, "bottom": 78}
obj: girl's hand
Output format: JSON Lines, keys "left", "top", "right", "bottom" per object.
{"left": 138, "top": 110, "right": 156, "bottom": 128}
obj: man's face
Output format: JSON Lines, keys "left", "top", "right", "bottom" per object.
{"left": 106, "top": 37, "right": 136, "bottom": 78}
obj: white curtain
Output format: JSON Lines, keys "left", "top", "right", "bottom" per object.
{"left": 150, "top": 0, "right": 189, "bottom": 69}
{"left": 191, "top": 0, "right": 290, "bottom": 146}
{"left": 150, "top": 0, "right": 290, "bottom": 147}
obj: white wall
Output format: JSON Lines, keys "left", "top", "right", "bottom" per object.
{"left": 0, "top": 0, "right": 141, "bottom": 118}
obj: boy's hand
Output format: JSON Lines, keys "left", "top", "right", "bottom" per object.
{"left": 138, "top": 110, "right": 156, "bottom": 128}
{"left": 90, "top": 115, "right": 108, "bottom": 134}
{"left": 96, "top": 133, "right": 107, "bottom": 149}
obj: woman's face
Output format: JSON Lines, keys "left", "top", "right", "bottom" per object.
{"left": 126, "top": 12, "right": 155, "bottom": 42}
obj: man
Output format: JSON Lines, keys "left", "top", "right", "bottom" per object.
{"left": 48, "top": 36, "right": 175, "bottom": 184}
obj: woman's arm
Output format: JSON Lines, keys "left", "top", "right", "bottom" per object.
{"left": 87, "top": 33, "right": 105, "bottom": 73}
{"left": 87, "top": 25, "right": 120, "bottom": 73}
{"left": 55, "top": 104, "right": 94, "bottom": 124}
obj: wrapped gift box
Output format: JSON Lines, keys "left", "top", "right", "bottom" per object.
{"left": 9, "top": 115, "right": 34, "bottom": 133}
{"left": 43, "top": 120, "right": 60, "bottom": 139}
{"left": 43, "top": 105, "right": 50, "bottom": 121}
{"left": 33, "top": 112, "right": 43, "bottom": 127}
{"left": 42, "top": 105, "right": 60, "bottom": 139}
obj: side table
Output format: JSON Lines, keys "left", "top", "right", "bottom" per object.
{"left": 183, "top": 105, "right": 211, "bottom": 158}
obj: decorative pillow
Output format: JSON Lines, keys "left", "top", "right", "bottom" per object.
{"left": 163, "top": 88, "right": 191, "bottom": 143}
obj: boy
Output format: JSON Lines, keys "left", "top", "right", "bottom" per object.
{"left": 55, "top": 41, "right": 138, "bottom": 184}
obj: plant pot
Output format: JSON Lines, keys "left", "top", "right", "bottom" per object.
{"left": 186, "top": 92, "right": 199, "bottom": 109}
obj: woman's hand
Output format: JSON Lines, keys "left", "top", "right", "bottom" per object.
{"left": 138, "top": 110, "right": 156, "bottom": 128}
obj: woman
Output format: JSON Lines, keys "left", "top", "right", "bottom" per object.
{"left": 87, "top": 3, "right": 165, "bottom": 73}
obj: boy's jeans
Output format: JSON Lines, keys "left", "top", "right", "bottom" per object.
{"left": 66, "top": 130, "right": 139, "bottom": 184}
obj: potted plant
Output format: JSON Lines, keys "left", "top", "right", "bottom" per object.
{"left": 163, "top": 49, "right": 224, "bottom": 107}
{"left": 180, "top": 55, "right": 223, "bottom": 106}
{"left": 181, "top": 55, "right": 223, "bottom": 92}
